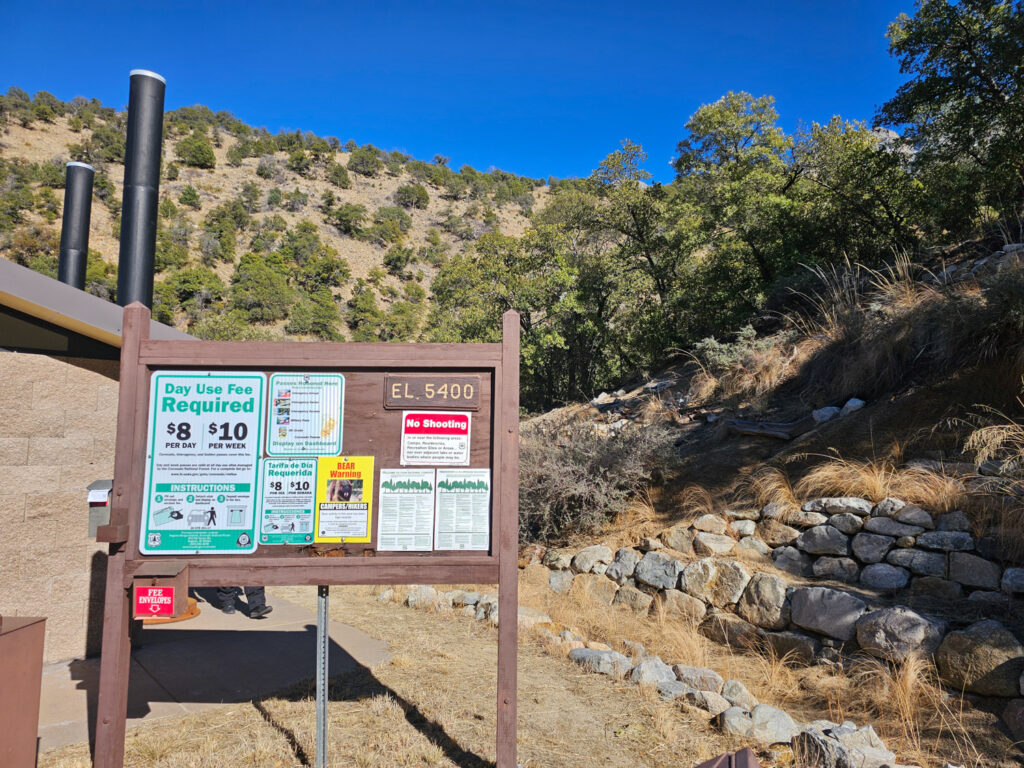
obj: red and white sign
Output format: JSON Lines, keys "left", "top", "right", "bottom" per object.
{"left": 134, "top": 586, "right": 176, "bottom": 616}
{"left": 400, "top": 411, "right": 471, "bottom": 466}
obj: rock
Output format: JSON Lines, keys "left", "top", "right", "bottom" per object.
{"left": 658, "top": 589, "right": 706, "bottom": 622}
{"left": 829, "top": 513, "right": 864, "bottom": 535}
{"left": 517, "top": 606, "right": 552, "bottom": 630}
{"left": 936, "top": 620, "right": 1024, "bottom": 697}
{"left": 885, "top": 548, "right": 946, "bottom": 577}
{"left": 792, "top": 729, "right": 855, "bottom": 768}
{"left": 548, "top": 569, "right": 575, "bottom": 594}
{"left": 855, "top": 606, "right": 946, "bottom": 662}
{"left": 612, "top": 585, "right": 654, "bottom": 614}
{"left": 458, "top": 605, "right": 477, "bottom": 618}
{"left": 834, "top": 724, "right": 896, "bottom": 768}
{"left": 622, "top": 640, "right": 645, "bottom": 658}
{"left": 947, "top": 552, "right": 1001, "bottom": 590}
{"left": 862, "top": 517, "right": 925, "bottom": 537}
{"left": 967, "top": 590, "right": 1006, "bottom": 605}
{"left": 572, "top": 573, "right": 619, "bottom": 605}
{"left": 682, "top": 559, "right": 751, "bottom": 606}
{"left": 813, "top": 406, "right": 841, "bottom": 423}
{"left": 759, "top": 519, "right": 801, "bottom": 547}
{"left": 722, "top": 679, "right": 758, "bottom": 710}
{"left": 841, "top": 398, "right": 865, "bottom": 417}
{"left": 749, "top": 704, "right": 799, "bottom": 745}
{"left": 518, "top": 543, "right": 547, "bottom": 566}
{"left": 762, "top": 503, "right": 828, "bottom": 528}
{"left": 672, "top": 664, "right": 724, "bottom": 693}
{"left": 813, "top": 557, "right": 860, "bottom": 583}
{"left": 629, "top": 657, "right": 676, "bottom": 685}
{"left": 726, "top": 508, "right": 760, "bottom": 521}
{"left": 765, "top": 630, "right": 820, "bottom": 663}
{"left": 701, "top": 612, "right": 763, "bottom": 649}
{"left": 681, "top": 688, "right": 731, "bottom": 716}
{"left": 656, "top": 680, "right": 689, "bottom": 701}
{"left": 805, "top": 497, "right": 874, "bottom": 517}
{"left": 1002, "top": 699, "right": 1024, "bottom": 743}
{"left": 693, "top": 514, "right": 727, "bottom": 534}
{"left": 568, "top": 648, "right": 632, "bottom": 678}
{"left": 737, "top": 571, "right": 790, "bottom": 630}
{"left": 693, "top": 531, "right": 736, "bottom": 556}
{"left": 936, "top": 511, "right": 970, "bottom": 532}
{"left": 872, "top": 497, "right": 906, "bottom": 518}
{"left": 634, "top": 551, "right": 685, "bottom": 590}
{"left": 376, "top": 588, "right": 395, "bottom": 603}
{"left": 475, "top": 595, "right": 499, "bottom": 623}
{"left": 586, "top": 641, "right": 612, "bottom": 651}
{"left": 659, "top": 526, "right": 694, "bottom": 554}
{"left": 604, "top": 547, "right": 641, "bottom": 584}
{"left": 851, "top": 532, "right": 894, "bottom": 563}
{"left": 910, "top": 576, "right": 962, "bottom": 600}
{"left": 976, "top": 535, "right": 1005, "bottom": 560}
{"left": 893, "top": 505, "right": 934, "bottom": 530}
{"left": 915, "top": 531, "right": 974, "bottom": 551}
{"left": 736, "top": 536, "right": 771, "bottom": 556}
{"left": 796, "top": 525, "right": 850, "bottom": 556}
{"left": 1002, "top": 567, "right": 1024, "bottom": 593}
{"left": 860, "top": 563, "right": 910, "bottom": 589}
{"left": 405, "top": 585, "right": 438, "bottom": 609}
{"left": 773, "top": 545, "right": 811, "bottom": 576}
{"left": 790, "top": 587, "right": 867, "bottom": 641}
{"left": 895, "top": 536, "right": 916, "bottom": 548}
{"left": 730, "top": 519, "right": 756, "bottom": 537}
{"left": 571, "top": 545, "right": 613, "bottom": 574}
{"left": 542, "top": 548, "right": 573, "bottom": 569}
{"left": 718, "top": 706, "right": 754, "bottom": 738}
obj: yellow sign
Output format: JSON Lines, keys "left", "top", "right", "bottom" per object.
{"left": 313, "top": 455, "right": 375, "bottom": 543}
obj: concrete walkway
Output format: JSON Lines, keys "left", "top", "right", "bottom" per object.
{"left": 38, "top": 591, "right": 390, "bottom": 753}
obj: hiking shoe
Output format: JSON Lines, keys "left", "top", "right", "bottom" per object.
{"left": 249, "top": 604, "right": 273, "bottom": 619}
{"left": 220, "top": 603, "right": 236, "bottom": 615}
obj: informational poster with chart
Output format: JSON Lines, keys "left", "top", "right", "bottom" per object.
{"left": 314, "top": 455, "right": 375, "bottom": 542}
{"left": 140, "top": 371, "right": 265, "bottom": 554}
{"left": 377, "top": 469, "right": 435, "bottom": 551}
{"left": 400, "top": 411, "right": 471, "bottom": 466}
{"left": 434, "top": 468, "right": 491, "bottom": 550}
{"left": 265, "top": 373, "right": 344, "bottom": 456}
{"left": 258, "top": 458, "right": 317, "bottom": 545}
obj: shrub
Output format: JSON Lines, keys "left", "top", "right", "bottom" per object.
{"left": 328, "top": 203, "right": 366, "bottom": 236}
{"left": 256, "top": 156, "right": 277, "bottom": 179}
{"left": 287, "top": 148, "right": 311, "bottom": 176}
{"left": 230, "top": 253, "right": 293, "bottom": 321}
{"left": 158, "top": 197, "right": 178, "bottom": 220}
{"left": 266, "top": 187, "right": 283, "bottom": 209}
{"left": 346, "top": 280, "right": 384, "bottom": 341}
{"left": 174, "top": 132, "right": 216, "bottom": 169}
{"left": 178, "top": 185, "right": 201, "bottom": 210}
{"left": 326, "top": 161, "right": 350, "bottom": 189}
{"left": 395, "top": 183, "right": 429, "bottom": 209}
{"left": 165, "top": 162, "right": 180, "bottom": 180}
{"left": 284, "top": 188, "right": 308, "bottom": 212}
{"left": 191, "top": 310, "right": 277, "bottom": 340}
{"left": 347, "top": 146, "right": 383, "bottom": 177}
{"left": 286, "top": 287, "right": 341, "bottom": 340}
{"left": 384, "top": 244, "right": 414, "bottom": 275}
{"left": 168, "top": 266, "right": 224, "bottom": 306}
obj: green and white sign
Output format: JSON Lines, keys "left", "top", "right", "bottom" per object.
{"left": 258, "top": 458, "right": 317, "bottom": 545}
{"left": 140, "top": 371, "right": 265, "bottom": 555}
{"left": 265, "top": 373, "right": 345, "bottom": 456}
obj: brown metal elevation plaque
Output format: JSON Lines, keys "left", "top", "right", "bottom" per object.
{"left": 384, "top": 374, "right": 481, "bottom": 410}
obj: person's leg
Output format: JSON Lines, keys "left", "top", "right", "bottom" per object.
{"left": 216, "top": 586, "right": 237, "bottom": 614}
{"left": 244, "top": 586, "right": 273, "bottom": 618}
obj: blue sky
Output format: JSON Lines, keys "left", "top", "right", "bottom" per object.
{"left": 1, "top": 1, "right": 911, "bottom": 183}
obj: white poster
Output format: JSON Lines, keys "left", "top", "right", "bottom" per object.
{"left": 265, "top": 373, "right": 344, "bottom": 456}
{"left": 140, "top": 371, "right": 265, "bottom": 555}
{"left": 400, "top": 411, "right": 471, "bottom": 466}
{"left": 377, "top": 469, "right": 435, "bottom": 551}
{"left": 258, "top": 458, "right": 317, "bottom": 545}
{"left": 434, "top": 468, "right": 490, "bottom": 551}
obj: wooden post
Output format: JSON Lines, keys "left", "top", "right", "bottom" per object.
{"left": 495, "top": 310, "right": 519, "bottom": 767}
{"left": 94, "top": 304, "right": 149, "bottom": 767}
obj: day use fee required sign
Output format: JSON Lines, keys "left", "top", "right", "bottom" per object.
{"left": 140, "top": 371, "right": 265, "bottom": 555}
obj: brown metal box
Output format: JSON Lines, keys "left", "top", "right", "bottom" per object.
{"left": 132, "top": 562, "right": 189, "bottom": 619}
{"left": 0, "top": 616, "right": 46, "bottom": 768}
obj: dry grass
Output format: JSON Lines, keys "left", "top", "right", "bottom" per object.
{"left": 741, "top": 467, "right": 801, "bottom": 520}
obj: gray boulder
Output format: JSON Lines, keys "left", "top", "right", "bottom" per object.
{"left": 813, "top": 556, "right": 860, "bottom": 583}
{"left": 759, "top": 519, "right": 801, "bottom": 547}
{"left": 729, "top": 519, "right": 756, "bottom": 537}
{"left": 885, "top": 548, "right": 946, "bottom": 577}
{"left": 568, "top": 648, "right": 632, "bottom": 678}
{"left": 701, "top": 612, "right": 763, "bottom": 649}
{"left": 571, "top": 545, "right": 613, "bottom": 574}
{"left": 727, "top": 507, "right": 761, "bottom": 521}
{"left": 612, "top": 585, "right": 654, "bottom": 614}
{"left": 911, "top": 576, "right": 962, "bottom": 600}
{"left": 765, "top": 630, "right": 820, "bottom": 663}
{"left": 692, "top": 531, "right": 736, "bottom": 556}
{"left": 1002, "top": 567, "right": 1024, "bottom": 593}
{"left": 871, "top": 497, "right": 906, "bottom": 518}
{"left": 790, "top": 587, "right": 867, "bottom": 641}
{"left": 936, "top": 510, "right": 970, "bottom": 532}
{"left": 833, "top": 724, "right": 896, "bottom": 768}
{"left": 718, "top": 706, "right": 754, "bottom": 737}
{"left": 893, "top": 505, "right": 935, "bottom": 530}
{"left": 749, "top": 704, "right": 799, "bottom": 745}
{"left": 681, "top": 688, "right": 731, "bottom": 716}
{"left": 659, "top": 526, "right": 694, "bottom": 554}
{"left": 659, "top": 589, "right": 706, "bottom": 622}
{"left": 736, "top": 536, "right": 771, "bottom": 556}
{"left": 948, "top": 552, "right": 1001, "bottom": 590}
{"left": 796, "top": 525, "right": 850, "bottom": 556}
{"left": 692, "top": 513, "right": 727, "bottom": 534}
{"left": 604, "top": 547, "right": 641, "bottom": 584}
{"left": 634, "top": 551, "right": 684, "bottom": 590}
{"left": 915, "top": 531, "right": 975, "bottom": 551}
{"left": 862, "top": 517, "right": 925, "bottom": 537}
{"left": 542, "top": 548, "right": 573, "bottom": 569}
{"left": 762, "top": 503, "right": 828, "bottom": 528}
{"left": 682, "top": 559, "right": 751, "bottom": 606}
{"left": 629, "top": 657, "right": 676, "bottom": 685}
{"left": 936, "top": 620, "right": 1024, "bottom": 697}
{"left": 773, "top": 545, "right": 811, "bottom": 575}
{"left": 856, "top": 606, "right": 946, "bottom": 661}
{"left": 721, "top": 679, "right": 758, "bottom": 710}
{"left": 829, "top": 513, "right": 864, "bottom": 535}
{"left": 656, "top": 680, "right": 689, "bottom": 701}
{"left": 672, "top": 664, "right": 724, "bottom": 693}
{"left": 841, "top": 398, "right": 865, "bottom": 416}
{"left": 737, "top": 571, "right": 790, "bottom": 630}
{"left": 813, "top": 406, "right": 841, "bottom": 423}
{"left": 805, "top": 497, "right": 873, "bottom": 516}
{"left": 406, "top": 585, "right": 438, "bottom": 609}
{"left": 860, "top": 563, "right": 910, "bottom": 590}
{"left": 548, "top": 569, "right": 575, "bottom": 594}
{"left": 792, "top": 729, "right": 855, "bottom": 768}
{"left": 851, "top": 532, "right": 894, "bottom": 563}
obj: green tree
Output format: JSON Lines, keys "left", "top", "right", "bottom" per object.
{"left": 328, "top": 203, "right": 366, "bottom": 236}
{"left": 266, "top": 187, "right": 283, "bottom": 209}
{"left": 175, "top": 131, "right": 216, "bottom": 169}
{"left": 178, "top": 184, "right": 201, "bottom": 210}
{"left": 288, "top": 148, "right": 311, "bottom": 176}
{"left": 347, "top": 146, "right": 383, "bottom": 177}
{"left": 241, "top": 181, "right": 261, "bottom": 213}
{"left": 286, "top": 287, "right": 341, "bottom": 339}
{"left": 230, "top": 253, "right": 293, "bottom": 322}
{"left": 395, "top": 183, "right": 429, "bottom": 209}
{"left": 346, "top": 279, "right": 384, "bottom": 340}
{"left": 326, "top": 161, "right": 350, "bottom": 188}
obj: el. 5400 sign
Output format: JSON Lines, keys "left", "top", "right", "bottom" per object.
{"left": 385, "top": 375, "right": 480, "bottom": 411}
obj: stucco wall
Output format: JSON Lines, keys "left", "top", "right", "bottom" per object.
{"left": 0, "top": 350, "right": 119, "bottom": 662}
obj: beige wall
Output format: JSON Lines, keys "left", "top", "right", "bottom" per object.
{"left": 0, "top": 350, "right": 119, "bottom": 662}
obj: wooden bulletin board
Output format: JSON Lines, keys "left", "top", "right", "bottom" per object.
{"left": 93, "top": 303, "right": 520, "bottom": 767}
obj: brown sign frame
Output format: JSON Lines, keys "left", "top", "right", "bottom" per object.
{"left": 93, "top": 303, "right": 520, "bottom": 767}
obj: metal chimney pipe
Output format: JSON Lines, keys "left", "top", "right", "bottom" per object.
{"left": 57, "top": 161, "right": 95, "bottom": 290}
{"left": 117, "top": 69, "right": 165, "bottom": 308}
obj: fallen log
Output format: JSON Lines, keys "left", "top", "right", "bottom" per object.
{"left": 725, "top": 414, "right": 816, "bottom": 440}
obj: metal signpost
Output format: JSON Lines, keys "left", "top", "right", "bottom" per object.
{"left": 93, "top": 303, "right": 521, "bottom": 767}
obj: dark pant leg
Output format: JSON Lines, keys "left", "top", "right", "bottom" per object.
{"left": 216, "top": 586, "right": 237, "bottom": 608}
{"left": 243, "top": 586, "right": 266, "bottom": 608}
